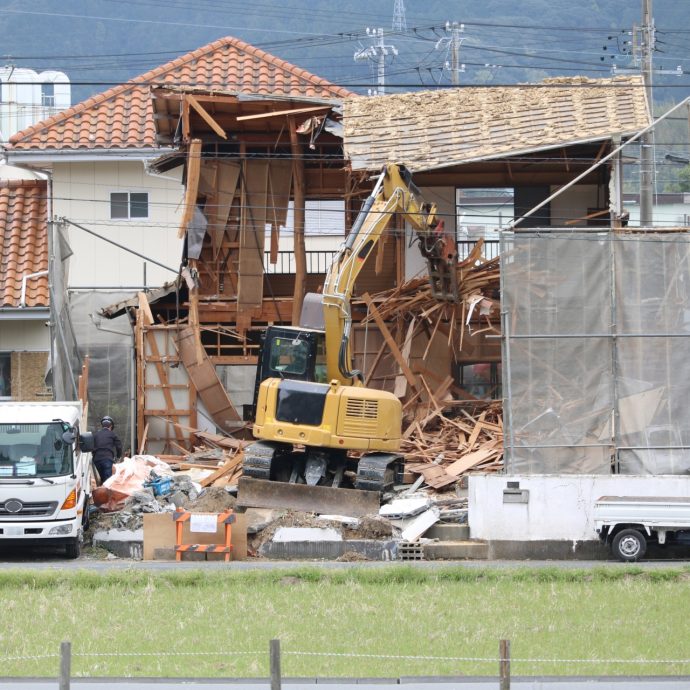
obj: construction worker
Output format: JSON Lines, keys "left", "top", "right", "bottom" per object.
{"left": 93, "top": 416, "right": 122, "bottom": 484}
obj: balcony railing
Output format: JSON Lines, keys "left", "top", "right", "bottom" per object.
{"left": 263, "top": 240, "right": 501, "bottom": 275}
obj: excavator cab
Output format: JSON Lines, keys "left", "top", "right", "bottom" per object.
{"left": 246, "top": 326, "right": 327, "bottom": 421}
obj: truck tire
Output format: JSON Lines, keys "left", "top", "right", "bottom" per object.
{"left": 612, "top": 528, "right": 647, "bottom": 562}
{"left": 65, "top": 538, "right": 81, "bottom": 560}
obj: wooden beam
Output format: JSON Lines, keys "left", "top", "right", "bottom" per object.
{"left": 135, "top": 307, "right": 145, "bottom": 452}
{"left": 138, "top": 293, "right": 187, "bottom": 446}
{"left": 289, "top": 116, "right": 306, "bottom": 325}
{"left": 178, "top": 139, "right": 203, "bottom": 238}
{"left": 186, "top": 94, "right": 227, "bottom": 139}
{"left": 199, "top": 453, "right": 244, "bottom": 488}
{"left": 361, "top": 293, "right": 419, "bottom": 395}
{"left": 236, "top": 105, "right": 332, "bottom": 122}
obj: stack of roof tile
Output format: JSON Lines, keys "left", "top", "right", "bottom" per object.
{"left": 0, "top": 180, "right": 48, "bottom": 308}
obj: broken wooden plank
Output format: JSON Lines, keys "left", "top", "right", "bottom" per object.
{"left": 362, "top": 293, "right": 420, "bottom": 396}
{"left": 199, "top": 452, "right": 244, "bottom": 488}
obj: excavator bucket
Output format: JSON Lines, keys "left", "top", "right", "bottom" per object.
{"left": 237, "top": 477, "right": 381, "bottom": 517}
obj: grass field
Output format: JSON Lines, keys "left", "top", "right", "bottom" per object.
{"left": 1, "top": 566, "right": 689, "bottom": 678}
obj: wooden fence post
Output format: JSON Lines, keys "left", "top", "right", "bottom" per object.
{"left": 59, "top": 640, "right": 71, "bottom": 690}
{"left": 499, "top": 638, "right": 510, "bottom": 690}
{"left": 270, "top": 638, "right": 281, "bottom": 690}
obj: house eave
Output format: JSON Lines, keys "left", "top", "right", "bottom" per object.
{"left": 0, "top": 307, "right": 50, "bottom": 320}
{"left": 4, "top": 147, "right": 174, "bottom": 165}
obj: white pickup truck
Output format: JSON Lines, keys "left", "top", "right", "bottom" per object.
{"left": 594, "top": 495, "right": 690, "bottom": 562}
{"left": 0, "top": 402, "right": 94, "bottom": 558}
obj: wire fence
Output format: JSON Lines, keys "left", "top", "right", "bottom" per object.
{"left": 12, "top": 639, "right": 690, "bottom": 689}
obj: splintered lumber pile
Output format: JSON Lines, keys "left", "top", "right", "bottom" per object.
{"left": 357, "top": 238, "right": 500, "bottom": 329}
{"left": 402, "top": 402, "right": 504, "bottom": 490}
{"left": 349, "top": 240, "right": 504, "bottom": 492}
{"left": 173, "top": 431, "right": 248, "bottom": 488}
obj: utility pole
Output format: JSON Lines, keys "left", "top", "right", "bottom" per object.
{"left": 449, "top": 22, "right": 464, "bottom": 85}
{"left": 435, "top": 22, "right": 465, "bottom": 85}
{"left": 392, "top": 0, "right": 406, "bottom": 32}
{"left": 639, "top": 0, "right": 654, "bottom": 226}
{"left": 354, "top": 28, "right": 398, "bottom": 95}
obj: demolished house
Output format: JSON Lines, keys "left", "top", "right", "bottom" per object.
{"left": 2, "top": 36, "right": 351, "bottom": 448}
{"left": 99, "top": 75, "right": 656, "bottom": 496}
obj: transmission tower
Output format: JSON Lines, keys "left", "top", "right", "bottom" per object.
{"left": 392, "top": 0, "right": 407, "bottom": 32}
{"left": 354, "top": 28, "right": 398, "bottom": 95}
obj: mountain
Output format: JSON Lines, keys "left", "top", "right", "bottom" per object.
{"left": 0, "top": 0, "right": 687, "bottom": 107}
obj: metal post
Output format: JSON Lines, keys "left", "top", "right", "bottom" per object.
{"left": 59, "top": 641, "right": 71, "bottom": 690}
{"left": 270, "top": 639, "right": 281, "bottom": 690}
{"left": 499, "top": 639, "right": 510, "bottom": 690}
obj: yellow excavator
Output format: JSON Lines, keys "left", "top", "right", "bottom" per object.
{"left": 239, "top": 164, "right": 457, "bottom": 511}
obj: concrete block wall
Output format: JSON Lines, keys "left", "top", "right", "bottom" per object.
{"left": 469, "top": 474, "right": 690, "bottom": 543}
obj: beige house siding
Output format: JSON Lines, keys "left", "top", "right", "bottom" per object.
{"left": 52, "top": 160, "right": 184, "bottom": 288}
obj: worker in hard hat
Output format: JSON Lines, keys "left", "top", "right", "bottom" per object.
{"left": 93, "top": 416, "right": 122, "bottom": 484}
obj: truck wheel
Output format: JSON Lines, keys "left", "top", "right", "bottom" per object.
{"left": 65, "top": 539, "right": 81, "bottom": 560}
{"left": 612, "top": 528, "right": 647, "bottom": 562}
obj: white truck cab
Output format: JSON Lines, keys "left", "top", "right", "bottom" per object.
{"left": 0, "top": 402, "right": 94, "bottom": 559}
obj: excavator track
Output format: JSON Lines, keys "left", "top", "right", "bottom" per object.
{"left": 242, "top": 441, "right": 285, "bottom": 481}
{"left": 239, "top": 444, "right": 401, "bottom": 515}
{"left": 355, "top": 453, "right": 403, "bottom": 492}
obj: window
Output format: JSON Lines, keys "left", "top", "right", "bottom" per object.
{"left": 0, "top": 422, "right": 73, "bottom": 478}
{"left": 0, "top": 354, "right": 10, "bottom": 398}
{"left": 269, "top": 338, "right": 309, "bottom": 376}
{"left": 41, "top": 83, "right": 55, "bottom": 107}
{"left": 110, "top": 192, "right": 149, "bottom": 219}
{"left": 455, "top": 362, "right": 502, "bottom": 400}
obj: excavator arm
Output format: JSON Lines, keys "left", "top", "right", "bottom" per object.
{"left": 321, "top": 163, "right": 458, "bottom": 385}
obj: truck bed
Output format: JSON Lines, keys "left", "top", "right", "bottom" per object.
{"left": 594, "top": 496, "right": 690, "bottom": 529}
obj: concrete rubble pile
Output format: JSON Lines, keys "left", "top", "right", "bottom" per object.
{"left": 87, "top": 451, "right": 471, "bottom": 561}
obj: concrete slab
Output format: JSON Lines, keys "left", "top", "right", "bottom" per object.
{"left": 92, "top": 528, "right": 143, "bottom": 560}
{"left": 425, "top": 524, "right": 470, "bottom": 540}
{"left": 379, "top": 497, "right": 430, "bottom": 519}
{"left": 259, "top": 538, "right": 398, "bottom": 560}
{"left": 424, "top": 540, "right": 489, "bottom": 560}
{"left": 273, "top": 527, "right": 342, "bottom": 543}
{"left": 401, "top": 509, "right": 440, "bottom": 542}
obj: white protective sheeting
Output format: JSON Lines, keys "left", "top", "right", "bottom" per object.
{"left": 502, "top": 231, "right": 690, "bottom": 475}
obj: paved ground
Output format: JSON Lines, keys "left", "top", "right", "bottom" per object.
{"left": 0, "top": 547, "right": 688, "bottom": 570}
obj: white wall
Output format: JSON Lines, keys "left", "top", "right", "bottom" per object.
{"left": 405, "top": 186, "right": 456, "bottom": 281}
{"left": 0, "top": 321, "right": 50, "bottom": 351}
{"left": 627, "top": 200, "right": 690, "bottom": 228}
{"left": 549, "top": 184, "right": 600, "bottom": 225}
{"left": 52, "top": 161, "right": 184, "bottom": 288}
{"left": 469, "top": 474, "right": 690, "bottom": 541}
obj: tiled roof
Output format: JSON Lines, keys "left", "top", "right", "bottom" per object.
{"left": 344, "top": 76, "right": 650, "bottom": 172}
{"left": 0, "top": 180, "right": 48, "bottom": 308}
{"left": 7, "top": 36, "right": 353, "bottom": 152}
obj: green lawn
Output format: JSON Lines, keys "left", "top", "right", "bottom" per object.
{"left": 1, "top": 566, "right": 689, "bottom": 678}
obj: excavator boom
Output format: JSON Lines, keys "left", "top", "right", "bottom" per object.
{"left": 322, "top": 163, "right": 458, "bottom": 385}
{"left": 240, "top": 163, "right": 458, "bottom": 513}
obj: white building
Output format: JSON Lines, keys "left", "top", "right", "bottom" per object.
{"left": 0, "top": 67, "right": 70, "bottom": 141}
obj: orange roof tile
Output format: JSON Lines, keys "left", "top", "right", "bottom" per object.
{"left": 0, "top": 180, "right": 48, "bottom": 308}
{"left": 7, "top": 36, "right": 353, "bottom": 152}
